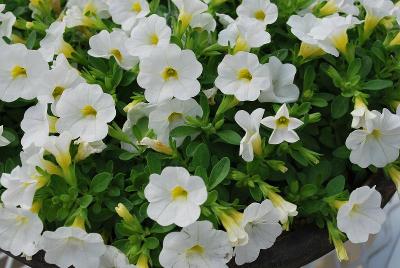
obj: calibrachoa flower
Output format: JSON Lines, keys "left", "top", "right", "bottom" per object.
{"left": 0, "top": 125, "right": 10, "bottom": 147}
{"left": 99, "top": 246, "right": 136, "bottom": 268}
{"left": 64, "top": 0, "right": 110, "bottom": 28}
{"left": 55, "top": 83, "right": 116, "bottom": 142}
{"left": 144, "top": 166, "right": 207, "bottom": 227}
{"left": 75, "top": 139, "right": 107, "bottom": 161}
{"left": 215, "top": 52, "right": 271, "bottom": 101}
{"left": 337, "top": 186, "right": 386, "bottom": 243}
{"left": 258, "top": 56, "right": 299, "bottom": 103}
{"left": 261, "top": 104, "right": 303, "bottom": 144}
{"left": 0, "top": 206, "right": 43, "bottom": 257}
{"left": 0, "top": 4, "right": 16, "bottom": 39}
{"left": 350, "top": 97, "right": 376, "bottom": 129}
{"left": 39, "top": 21, "right": 74, "bottom": 62}
{"left": 88, "top": 29, "right": 138, "bottom": 70}
{"left": 109, "top": 0, "right": 150, "bottom": 32}
{"left": 137, "top": 44, "right": 203, "bottom": 103}
{"left": 346, "top": 109, "right": 400, "bottom": 168}
{"left": 306, "top": 0, "right": 359, "bottom": 16}
{"left": 172, "top": 0, "right": 216, "bottom": 32}
{"left": 159, "top": 221, "right": 233, "bottom": 267}
{"left": 234, "top": 200, "right": 282, "bottom": 265}
{"left": 359, "top": 0, "right": 394, "bottom": 39}
{"left": 234, "top": 108, "right": 264, "bottom": 162}
{"left": 126, "top": 14, "right": 172, "bottom": 59}
{"left": 236, "top": 0, "right": 278, "bottom": 26}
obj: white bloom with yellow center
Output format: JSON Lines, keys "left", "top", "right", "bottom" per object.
{"left": 215, "top": 52, "right": 271, "bottom": 101}
{"left": 55, "top": 83, "right": 116, "bottom": 142}
{"left": 360, "top": 0, "right": 394, "bottom": 25}
{"left": 234, "top": 200, "right": 282, "bottom": 265}
{"left": 236, "top": 0, "right": 278, "bottom": 26}
{"left": 0, "top": 125, "right": 10, "bottom": 147}
{"left": 144, "top": 166, "right": 207, "bottom": 227}
{"left": 172, "top": 0, "right": 216, "bottom": 31}
{"left": 39, "top": 21, "right": 74, "bottom": 62}
{"left": 0, "top": 4, "right": 16, "bottom": 39}
{"left": 303, "top": 0, "right": 359, "bottom": 16}
{"left": 234, "top": 108, "right": 264, "bottom": 162}
{"left": 337, "top": 186, "right": 386, "bottom": 243}
{"left": 218, "top": 18, "right": 271, "bottom": 53}
{"left": 88, "top": 29, "right": 139, "bottom": 70}
{"left": 346, "top": 109, "right": 400, "bottom": 168}
{"left": 261, "top": 103, "right": 303, "bottom": 144}
{"left": 40, "top": 226, "right": 107, "bottom": 268}
{"left": 126, "top": 14, "right": 171, "bottom": 59}
{"left": 75, "top": 139, "right": 107, "bottom": 161}
{"left": 159, "top": 221, "right": 233, "bottom": 267}
{"left": 137, "top": 44, "right": 203, "bottom": 103}
{"left": 99, "top": 245, "right": 136, "bottom": 268}
{"left": 0, "top": 43, "right": 49, "bottom": 102}
{"left": 258, "top": 56, "right": 299, "bottom": 103}
{"left": 0, "top": 206, "right": 43, "bottom": 257}
{"left": 148, "top": 98, "right": 203, "bottom": 146}
{"left": 64, "top": 0, "right": 110, "bottom": 28}
{"left": 43, "top": 132, "right": 73, "bottom": 173}
{"left": 109, "top": 0, "right": 150, "bottom": 32}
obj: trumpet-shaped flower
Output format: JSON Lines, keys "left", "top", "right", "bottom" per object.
{"left": 305, "top": 0, "right": 359, "bottom": 16}
{"left": 267, "top": 190, "right": 298, "bottom": 225}
{"left": 137, "top": 44, "right": 203, "bottom": 103}
{"left": 144, "top": 166, "right": 207, "bottom": 227}
{"left": 218, "top": 18, "right": 271, "bottom": 53}
{"left": 0, "top": 4, "right": 16, "bottom": 39}
{"left": 337, "top": 186, "right": 386, "bottom": 243}
{"left": 140, "top": 137, "right": 174, "bottom": 155}
{"left": 41, "top": 226, "right": 107, "bottom": 268}
{"left": 43, "top": 132, "right": 73, "bottom": 174}
{"left": 215, "top": 52, "right": 271, "bottom": 101}
{"left": 55, "top": 83, "right": 116, "bottom": 142}
{"left": 236, "top": 0, "right": 278, "bottom": 26}
{"left": 216, "top": 208, "right": 248, "bottom": 246}
{"left": 0, "top": 206, "right": 43, "bottom": 257}
{"left": 234, "top": 200, "right": 282, "bottom": 265}
{"left": 172, "top": 0, "right": 216, "bottom": 32}
{"left": 109, "top": 0, "right": 150, "bottom": 32}
{"left": 0, "top": 125, "right": 10, "bottom": 147}
{"left": 88, "top": 29, "right": 138, "bottom": 70}
{"left": 126, "top": 14, "right": 171, "bottom": 59}
{"left": 346, "top": 109, "right": 400, "bottom": 168}
{"left": 39, "top": 21, "right": 74, "bottom": 62}
{"left": 148, "top": 98, "right": 203, "bottom": 145}
{"left": 261, "top": 104, "right": 303, "bottom": 144}
{"left": 234, "top": 108, "right": 264, "bottom": 162}
{"left": 0, "top": 43, "right": 49, "bottom": 102}
{"left": 64, "top": 0, "right": 110, "bottom": 28}
{"left": 75, "top": 139, "right": 107, "bottom": 161}
{"left": 350, "top": 97, "right": 377, "bottom": 129}
{"left": 99, "top": 246, "right": 136, "bottom": 268}
{"left": 360, "top": 0, "right": 394, "bottom": 36}
{"left": 159, "top": 221, "right": 233, "bottom": 268}
{"left": 258, "top": 56, "right": 299, "bottom": 103}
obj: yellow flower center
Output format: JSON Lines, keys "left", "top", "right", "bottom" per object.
{"left": 52, "top": 86, "right": 65, "bottom": 99}
{"left": 15, "top": 215, "right": 29, "bottom": 224}
{"left": 171, "top": 186, "right": 188, "bottom": 200}
{"left": 132, "top": 2, "right": 142, "bottom": 13}
{"left": 11, "top": 65, "right": 27, "bottom": 79}
{"left": 111, "top": 49, "right": 123, "bottom": 62}
{"left": 276, "top": 116, "right": 289, "bottom": 128}
{"left": 370, "top": 129, "right": 382, "bottom": 139}
{"left": 233, "top": 36, "right": 248, "bottom": 53}
{"left": 162, "top": 67, "right": 179, "bottom": 81}
{"left": 81, "top": 105, "right": 97, "bottom": 117}
{"left": 83, "top": 2, "right": 97, "bottom": 15}
{"left": 179, "top": 11, "right": 193, "bottom": 29}
{"left": 186, "top": 244, "right": 205, "bottom": 255}
{"left": 237, "top": 68, "right": 252, "bottom": 81}
{"left": 150, "top": 34, "right": 159, "bottom": 45}
{"left": 168, "top": 112, "right": 183, "bottom": 123}
{"left": 254, "top": 10, "right": 266, "bottom": 21}
{"left": 331, "top": 31, "right": 349, "bottom": 55}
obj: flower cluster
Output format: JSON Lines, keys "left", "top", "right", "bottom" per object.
{"left": 0, "top": 0, "right": 399, "bottom": 267}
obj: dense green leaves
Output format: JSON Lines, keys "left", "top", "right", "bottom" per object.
{"left": 208, "top": 157, "right": 230, "bottom": 190}
{"left": 90, "top": 172, "right": 113, "bottom": 193}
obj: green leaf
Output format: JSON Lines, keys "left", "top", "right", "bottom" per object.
{"left": 300, "top": 184, "right": 318, "bottom": 198}
{"left": 189, "top": 143, "right": 210, "bottom": 170}
{"left": 333, "top": 146, "right": 350, "bottom": 159}
{"left": 331, "top": 95, "right": 349, "bottom": 119}
{"left": 208, "top": 157, "right": 230, "bottom": 190}
{"left": 79, "top": 195, "right": 93, "bottom": 208}
{"left": 144, "top": 237, "right": 159, "bottom": 250}
{"left": 90, "top": 172, "right": 113, "bottom": 193}
{"left": 170, "top": 126, "right": 199, "bottom": 137}
{"left": 26, "top": 31, "right": 37, "bottom": 49}
{"left": 325, "top": 175, "right": 346, "bottom": 196}
{"left": 363, "top": 80, "right": 393, "bottom": 90}
{"left": 216, "top": 130, "right": 241, "bottom": 145}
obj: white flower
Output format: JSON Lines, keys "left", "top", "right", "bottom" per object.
{"left": 350, "top": 97, "right": 377, "bottom": 129}
{"left": 0, "top": 4, "right": 16, "bottom": 38}
{"left": 126, "top": 14, "right": 171, "bottom": 59}
{"left": 39, "top": 21, "right": 74, "bottom": 62}
{"left": 109, "top": 0, "right": 150, "bottom": 32}
{"left": 337, "top": 186, "right": 386, "bottom": 243}
{"left": 218, "top": 18, "right": 271, "bottom": 53}
{"left": 64, "top": 0, "right": 110, "bottom": 28}
{"left": 360, "top": 0, "right": 394, "bottom": 21}
{"left": 140, "top": 137, "right": 174, "bottom": 155}
{"left": 0, "top": 125, "right": 10, "bottom": 147}
{"left": 55, "top": 83, "right": 116, "bottom": 142}
{"left": 99, "top": 245, "right": 136, "bottom": 268}
{"left": 75, "top": 139, "right": 107, "bottom": 161}
{"left": 234, "top": 200, "right": 282, "bottom": 265}
{"left": 345, "top": 109, "right": 400, "bottom": 168}
{"left": 159, "top": 221, "right": 233, "bottom": 268}
{"left": 172, "top": 0, "right": 216, "bottom": 31}
{"left": 267, "top": 190, "right": 298, "bottom": 225}
{"left": 144, "top": 166, "right": 207, "bottom": 227}
{"left": 0, "top": 206, "right": 43, "bottom": 257}
{"left": 216, "top": 13, "right": 235, "bottom": 27}
{"left": 234, "top": 108, "right": 264, "bottom": 162}
{"left": 41, "top": 226, "right": 107, "bottom": 268}
{"left": 216, "top": 209, "right": 248, "bottom": 246}
{"left": 148, "top": 98, "right": 203, "bottom": 145}
{"left": 236, "top": 0, "right": 278, "bottom": 26}
{"left": 0, "top": 43, "right": 49, "bottom": 102}
{"left": 137, "top": 44, "right": 203, "bottom": 103}
{"left": 215, "top": 51, "right": 271, "bottom": 101}
{"left": 43, "top": 132, "right": 73, "bottom": 172}
{"left": 258, "top": 56, "right": 299, "bottom": 103}
{"left": 261, "top": 104, "right": 303, "bottom": 144}
{"left": 88, "top": 29, "right": 138, "bottom": 70}
{"left": 303, "top": 0, "right": 359, "bottom": 16}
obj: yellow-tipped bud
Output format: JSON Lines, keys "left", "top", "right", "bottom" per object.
{"left": 140, "top": 137, "right": 173, "bottom": 155}
{"left": 26, "top": 22, "right": 34, "bottom": 29}
{"left": 215, "top": 208, "right": 248, "bottom": 246}
{"left": 389, "top": 32, "right": 400, "bottom": 47}
{"left": 115, "top": 203, "right": 135, "bottom": 224}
